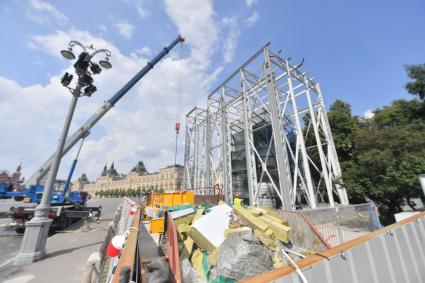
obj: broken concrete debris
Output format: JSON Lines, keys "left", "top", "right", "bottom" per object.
{"left": 217, "top": 234, "right": 274, "bottom": 281}
{"left": 173, "top": 203, "right": 296, "bottom": 281}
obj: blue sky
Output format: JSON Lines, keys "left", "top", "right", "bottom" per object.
{"left": 0, "top": 0, "right": 424, "bottom": 181}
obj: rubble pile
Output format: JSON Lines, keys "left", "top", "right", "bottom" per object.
{"left": 171, "top": 202, "right": 308, "bottom": 282}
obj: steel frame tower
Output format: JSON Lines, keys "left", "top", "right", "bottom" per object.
{"left": 184, "top": 43, "right": 349, "bottom": 209}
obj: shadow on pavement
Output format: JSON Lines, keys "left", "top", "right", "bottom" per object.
{"left": 45, "top": 241, "right": 103, "bottom": 260}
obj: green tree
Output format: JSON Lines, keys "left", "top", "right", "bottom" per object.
{"left": 327, "top": 100, "right": 358, "bottom": 161}
{"left": 385, "top": 150, "right": 425, "bottom": 210}
{"left": 329, "top": 98, "right": 425, "bottom": 224}
{"left": 405, "top": 64, "right": 425, "bottom": 100}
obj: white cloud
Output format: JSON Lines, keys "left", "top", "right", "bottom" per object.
{"left": 136, "top": 5, "right": 149, "bottom": 19}
{"left": 114, "top": 21, "right": 135, "bottom": 39}
{"left": 164, "top": 0, "right": 220, "bottom": 68}
{"left": 245, "top": 11, "right": 259, "bottom": 27}
{"left": 364, "top": 109, "right": 375, "bottom": 119}
{"left": 222, "top": 17, "right": 240, "bottom": 63}
{"left": 134, "top": 46, "right": 152, "bottom": 56}
{"left": 1, "top": 21, "right": 220, "bottom": 181}
{"left": 99, "top": 25, "right": 108, "bottom": 33}
{"left": 1, "top": 1, "right": 240, "bottom": 182}
{"left": 26, "top": 0, "right": 68, "bottom": 24}
{"left": 245, "top": 0, "right": 258, "bottom": 7}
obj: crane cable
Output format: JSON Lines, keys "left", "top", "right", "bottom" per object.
{"left": 174, "top": 42, "right": 183, "bottom": 165}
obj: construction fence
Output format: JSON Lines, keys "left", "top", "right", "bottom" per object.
{"left": 299, "top": 203, "right": 381, "bottom": 247}
{"left": 244, "top": 211, "right": 425, "bottom": 283}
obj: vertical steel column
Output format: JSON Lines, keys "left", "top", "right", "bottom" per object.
{"left": 285, "top": 60, "right": 317, "bottom": 209}
{"left": 183, "top": 115, "right": 191, "bottom": 190}
{"left": 304, "top": 77, "right": 335, "bottom": 207}
{"left": 205, "top": 107, "right": 212, "bottom": 194}
{"left": 241, "top": 73, "right": 259, "bottom": 205}
{"left": 316, "top": 84, "right": 349, "bottom": 205}
{"left": 220, "top": 92, "right": 232, "bottom": 204}
{"left": 193, "top": 116, "right": 199, "bottom": 194}
{"left": 225, "top": 121, "right": 233, "bottom": 203}
{"left": 264, "top": 48, "right": 293, "bottom": 210}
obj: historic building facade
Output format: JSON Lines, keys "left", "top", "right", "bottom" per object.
{"left": 0, "top": 163, "right": 24, "bottom": 190}
{"left": 79, "top": 161, "right": 184, "bottom": 195}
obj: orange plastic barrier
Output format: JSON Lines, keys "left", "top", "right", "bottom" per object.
{"left": 150, "top": 218, "right": 165, "bottom": 233}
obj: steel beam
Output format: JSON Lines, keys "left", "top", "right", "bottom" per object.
{"left": 241, "top": 72, "right": 258, "bottom": 205}
{"left": 264, "top": 48, "right": 293, "bottom": 210}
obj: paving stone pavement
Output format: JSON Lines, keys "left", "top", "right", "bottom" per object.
{"left": 0, "top": 198, "right": 121, "bottom": 283}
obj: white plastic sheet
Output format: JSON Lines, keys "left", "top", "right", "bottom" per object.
{"left": 192, "top": 203, "right": 233, "bottom": 248}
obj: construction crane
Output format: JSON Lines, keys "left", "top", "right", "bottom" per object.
{"left": 26, "top": 35, "right": 185, "bottom": 186}
{"left": 7, "top": 35, "right": 185, "bottom": 233}
{"left": 174, "top": 42, "right": 184, "bottom": 165}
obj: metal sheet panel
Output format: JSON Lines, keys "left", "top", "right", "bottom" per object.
{"left": 244, "top": 212, "right": 425, "bottom": 283}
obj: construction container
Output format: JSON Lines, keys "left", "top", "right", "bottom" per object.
{"left": 150, "top": 217, "right": 165, "bottom": 233}
{"left": 149, "top": 191, "right": 194, "bottom": 208}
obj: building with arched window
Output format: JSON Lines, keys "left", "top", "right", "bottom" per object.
{"left": 77, "top": 161, "right": 184, "bottom": 195}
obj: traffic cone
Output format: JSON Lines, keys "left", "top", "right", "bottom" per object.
{"left": 107, "top": 234, "right": 126, "bottom": 257}
{"left": 129, "top": 206, "right": 137, "bottom": 216}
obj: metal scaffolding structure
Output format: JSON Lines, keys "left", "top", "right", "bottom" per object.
{"left": 184, "top": 43, "right": 349, "bottom": 210}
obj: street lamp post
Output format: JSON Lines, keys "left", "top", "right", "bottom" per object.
{"left": 15, "top": 41, "right": 112, "bottom": 264}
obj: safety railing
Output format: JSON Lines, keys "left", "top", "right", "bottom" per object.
{"left": 83, "top": 201, "right": 123, "bottom": 283}
{"left": 97, "top": 205, "right": 122, "bottom": 281}
{"left": 111, "top": 207, "right": 141, "bottom": 283}
{"left": 104, "top": 198, "right": 138, "bottom": 283}
{"left": 300, "top": 203, "right": 381, "bottom": 246}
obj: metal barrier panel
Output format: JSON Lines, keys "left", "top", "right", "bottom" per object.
{"left": 242, "top": 211, "right": 425, "bottom": 283}
{"left": 99, "top": 205, "right": 122, "bottom": 283}
{"left": 166, "top": 216, "right": 182, "bottom": 283}
{"left": 194, "top": 194, "right": 223, "bottom": 205}
{"left": 106, "top": 198, "right": 135, "bottom": 283}
{"left": 300, "top": 203, "right": 379, "bottom": 246}
{"left": 111, "top": 208, "right": 141, "bottom": 283}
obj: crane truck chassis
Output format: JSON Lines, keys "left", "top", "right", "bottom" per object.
{"left": 10, "top": 202, "right": 102, "bottom": 234}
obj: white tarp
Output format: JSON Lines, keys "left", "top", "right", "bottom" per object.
{"left": 169, "top": 207, "right": 195, "bottom": 219}
{"left": 192, "top": 203, "right": 233, "bottom": 248}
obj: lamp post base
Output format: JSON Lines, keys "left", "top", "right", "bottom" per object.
{"left": 14, "top": 209, "right": 53, "bottom": 265}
